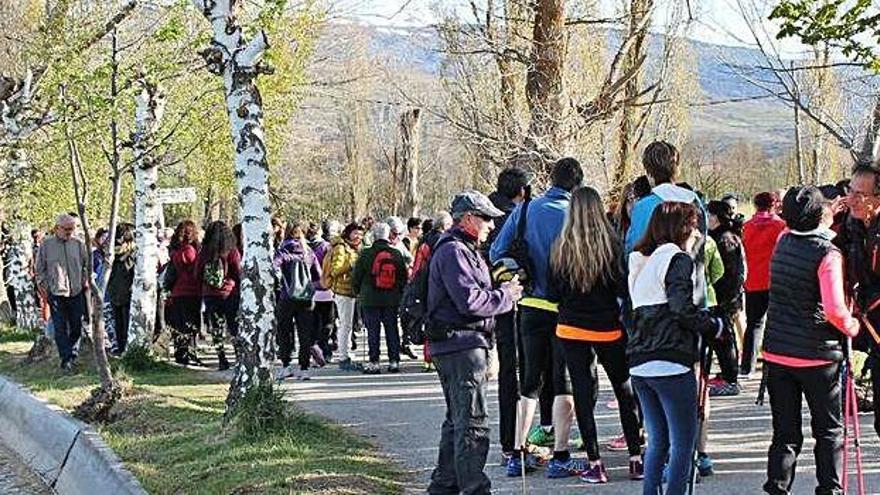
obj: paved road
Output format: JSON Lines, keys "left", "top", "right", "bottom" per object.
{"left": 0, "top": 442, "right": 51, "bottom": 495}
{"left": 282, "top": 352, "right": 880, "bottom": 495}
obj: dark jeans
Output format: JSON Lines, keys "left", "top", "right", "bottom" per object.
{"left": 633, "top": 371, "right": 698, "bottom": 495}
{"left": 276, "top": 299, "right": 317, "bottom": 370}
{"left": 495, "top": 309, "right": 518, "bottom": 452}
{"left": 429, "top": 348, "right": 491, "bottom": 495}
{"left": 361, "top": 306, "right": 401, "bottom": 364}
{"left": 520, "top": 306, "right": 571, "bottom": 398}
{"left": 313, "top": 300, "right": 336, "bottom": 357}
{"left": 562, "top": 339, "right": 641, "bottom": 459}
{"left": 764, "top": 362, "right": 842, "bottom": 495}
{"left": 112, "top": 302, "right": 131, "bottom": 353}
{"left": 741, "top": 291, "right": 769, "bottom": 375}
{"left": 48, "top": 292, "right": 85, "bottom": 364}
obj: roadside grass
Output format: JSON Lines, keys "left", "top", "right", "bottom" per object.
{"left": 0, "top": 340, "right": 403, "bottom": 495}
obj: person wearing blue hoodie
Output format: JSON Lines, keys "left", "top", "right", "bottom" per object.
{"left": 490, "top": 157, "right": 584, "bottom": 477}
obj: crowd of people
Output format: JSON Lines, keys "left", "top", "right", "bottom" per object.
{"left": 17, "top": 138, "right": 880, "bottom": 495}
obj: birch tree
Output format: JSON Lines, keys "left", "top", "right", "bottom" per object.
{"left": 7, "top": 223, "right": 40, "bottom": 332}
{"left": 191, "top": 0, "right": 279, "bottom": 416}
{"left": 127, "top": 76, "right": 165, "bottom": 349}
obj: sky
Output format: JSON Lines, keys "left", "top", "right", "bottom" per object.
{"left": 335, "top": 0, "right": 808, "bottom": 54}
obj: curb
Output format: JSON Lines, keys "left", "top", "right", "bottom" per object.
{"left": 0, "top": 376, "right": 147, "bottom": 495}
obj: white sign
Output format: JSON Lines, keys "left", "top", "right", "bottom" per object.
{"left": 156, "top": 187, "right": 197, "bottom": 205}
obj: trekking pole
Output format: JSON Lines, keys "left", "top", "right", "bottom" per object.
{"left": 689, "top": 341, "right": 711, "bottom": 495}
{"left": 520, "top": 449, "right": 527, "bottom": 495}
{"left": 842, "top": 357, "right": 850, "bottom": 495}
{"left": 844, "top": 339, "right": 866, "bottom": 495}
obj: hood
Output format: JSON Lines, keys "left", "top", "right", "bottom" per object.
{"left": 652, "top": 183, "right": 698, "bottom": 204}
{"left": 279, "top": 238, "right": 306, "bottom": 255}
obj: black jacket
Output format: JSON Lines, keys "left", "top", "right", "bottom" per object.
{"left": 548, "top": 265, "right": 624, "bottom": 338}
{"left": 709, "top": 227, "right": 745, "bottom": 311}
{"left": 628, "top": 252, "right": 720, "bottom": 368}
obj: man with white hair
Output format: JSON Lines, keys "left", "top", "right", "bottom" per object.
{"left": 352, "top": 222, "right": 408, "bottom": 374}
{"left": 35, "top": 214, "right": 90, "bottom": 372}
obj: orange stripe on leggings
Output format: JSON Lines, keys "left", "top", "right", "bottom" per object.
{"left": 555, "top": 324, "right": 622, "bottom": 343}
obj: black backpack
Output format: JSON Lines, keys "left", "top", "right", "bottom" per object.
{"left": 280, "top": 254, "right": 315, "bottom": 302}
{"left": 400, "top": 236, "right": 456, "bottom": 344}
{"left": 491, "top": 199, "right": 532, "bottom": 289}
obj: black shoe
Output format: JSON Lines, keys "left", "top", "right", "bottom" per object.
{"left": 174, "top": 350, "right": 189, "bottom": 366}
{"left": 218, "top": 350, "right": 230, "bottom": 371}
{"left": 351, "top": 339, "right": 357, "bottom": 351}
{"left": 401, "top": 345, "right": 418, "bottom": 360}
{"left": 187, "top": 351, "right": 205, "bottom": 367}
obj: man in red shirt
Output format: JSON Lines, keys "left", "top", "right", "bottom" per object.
{"left": 740, "top": 192, "right": 787, "bottom": 377}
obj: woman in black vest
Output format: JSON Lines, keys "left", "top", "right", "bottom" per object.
{"left": 762, "top": 186, "right": 859, "bottom": 495}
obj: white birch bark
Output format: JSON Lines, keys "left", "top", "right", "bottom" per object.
{"left": 8, "top": 223, "right": 40, "bottom": 331}
{"left": 192, "top": 0, "right": 278, "bottom": 414}
{"left": 127, "top": 77, "right": 165, "bottom": 349}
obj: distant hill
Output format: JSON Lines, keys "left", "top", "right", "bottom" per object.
{"left": 327, "top": 22, "right": 846, "bottom": 156}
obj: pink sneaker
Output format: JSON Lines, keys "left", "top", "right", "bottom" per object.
{"left": 580, "top": 462, "right": 608, "bottom": 484}
{"left": 606, "top": 433, "right": 628, "bottom": 451}
{"left": 606, "top": 399, "right": 619, "bottom": 410}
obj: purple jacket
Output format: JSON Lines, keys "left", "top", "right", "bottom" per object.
{"left": 427, "top": 227, "right": 515, "bottom": 356}
{"left": 273, "top": 239, "right": 321, "bottom": 298}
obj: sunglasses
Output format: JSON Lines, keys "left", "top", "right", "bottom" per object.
{"left": 471, "top": 212, "right": 494, "bottom": 222}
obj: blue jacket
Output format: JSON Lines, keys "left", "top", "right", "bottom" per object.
{"left": 624, "top": 183, "right": 707, "bottom": 255}
{"left": 490, "top": 186, "right": 570, "bottom": 300}
{"left": 624, "top": 182, "right": 709, "bottom": 307}
{"left": 428, "top": 227, "right": 515, "bottom": 356}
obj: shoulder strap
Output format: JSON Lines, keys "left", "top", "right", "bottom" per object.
{"left": 515, "top": 200, "right": 530, "bottom": 241}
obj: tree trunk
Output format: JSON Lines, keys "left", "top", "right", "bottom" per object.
{"left": 610, "top": 0, "right": 652, "bottom": 205}
{"left": 860, "top": 95, "right": 880, "bottom": 168}
{"left": 398, "top": 108, "right": 422, "bottom": 218}
{"left": 794, "top": 90, "right": 806, "bottom": 184}
{"left": 8, "top": 223, "right": 40, "bottom": 331}
{"left": 524, "top": 0, "right": 566, "bottom": 177}
{"left": 192, "top": 0, "right": 277, "bottom": 418}
{"left": 127, "top": 77, "right": 165, "bottom": 349}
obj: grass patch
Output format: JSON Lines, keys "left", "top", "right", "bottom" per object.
{"left": 0, "top": 326, "right": 37, "bottom": 343}
{"left": 0, "top": 341, "right": 403, "bottom": 494}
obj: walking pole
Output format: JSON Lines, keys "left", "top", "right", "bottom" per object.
{"left": 842, "top": 356, "right": 850, "bottom": 495}
{"left": 689, "top": 340, "right": 711, "bottom": 495}
{"left": 843, "top": 335, "right": 866, "bottom": 495}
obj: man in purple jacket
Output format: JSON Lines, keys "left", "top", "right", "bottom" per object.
{"left": 427, "top": 191, "right": 523, "bottom": 495}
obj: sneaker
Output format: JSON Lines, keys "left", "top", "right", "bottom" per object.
{"left": 606, "top": 432, "right": 628, "bottom": 451}
{"left": 606, "top": 399, "right": 619, "bottom": 410}
{"left": 401, "top": 345, "right": 418, "bottom": 360}
{"left": 506, "top": 453, "right": 539, "bottom": 477}
{"left": 276, "top": 365, "right": 295, "bottom": 381}
{"left": 310, "top": 344, "right": 326, "bottom": 367}
{"left": 363, "top": 362, "right": 381, "bottom": 375}
{"left": 338, "top": 359, "right": 363, "bottom": 372}
{"left": 296, "top": 369, "right": 311, "bottom": 381}
{"left": 423, "top": 362, "right": 435, "bottom": 372}
{"left": 499, "top": 451, "right": 515, "bottom": 466}
{"left": 697, "top": 453, "right": 714, "bottom": 477}
{"left": 629, "top": 458, "right": 645, "bottom": 480}
{"left": 60, "top": 360, "right": 74, "bottom": 374}
{"left": 527, "top": 425, "right": 555, "bottom": 447}
{"left": 524, "top": 445, "right": 552, "bottom": 466}
{"left": 580, "top": 462, "right": 608, "bottom": 484}
{"left": 706, "top": 376, "right": 726, "bottom": 388}
{"left": 388, "top": 361, "right": 400, "bottom": 373}
{"left": 709, "top": 380, "right": 741, "bottom": 397}
{"left": 546, "top": 457, "right": 588, "bottom": 478}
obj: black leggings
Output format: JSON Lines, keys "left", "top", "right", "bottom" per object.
{"left": 112, "top": 302, "right": 131, "bottom": 353}
{"left": 276, "top": 299, "right": 317, "bottom": 370}
{"left": 741, "top": 291, "right": 769, "bottom": 375}
{"left": 520, "top": 306, "right": 571, "bottom": 399}
{"left": 708, "top": 306, "right": 740, "bottom": 383}
{"left": 561, "top": 338, "right": 642, "bottom": 459}
{"left": 313, "top": 300, "right": 336, "bottom": 356}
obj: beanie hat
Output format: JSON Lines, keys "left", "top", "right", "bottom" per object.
{"left": 781, "top": 186, "right": 827, "bottom": 232}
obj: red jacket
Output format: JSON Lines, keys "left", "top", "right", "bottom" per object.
{"left": 198, "top": 248, "right": 242, "bottom": 299}
{"left": 743, "top": 212, "right": 787, "bottom": 292}
{"left": 170, "top": 244, "right": 201, "bottom": 299}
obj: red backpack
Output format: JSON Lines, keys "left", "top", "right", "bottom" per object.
{"left": 371, "top": 250, "right": 398, "bottom": 290}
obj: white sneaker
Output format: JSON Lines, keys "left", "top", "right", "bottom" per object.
{"left": 276, "top": 365, "right": 295, "bottom": 381}
{"left": 295, "top": 369, "right": 311, "bottom": 381}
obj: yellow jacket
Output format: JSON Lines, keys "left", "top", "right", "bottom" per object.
{"left": 327, "top": 237, "right": 359, "bottom": 297}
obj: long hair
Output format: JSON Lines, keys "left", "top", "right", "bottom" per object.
{"left": 550, "top": 187, "right": 622, "bottom": 293}
{"left": 635, "top": 202, "right": 699, "bottom": 256}
{"left": 170, "top": 220, "right": 200, "bottom": 251}
{"left": 285, "top": 220, "right": 306, "bottom": 241}
{"left": 200, "top": 220, "right": 235, "bottom": 262}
